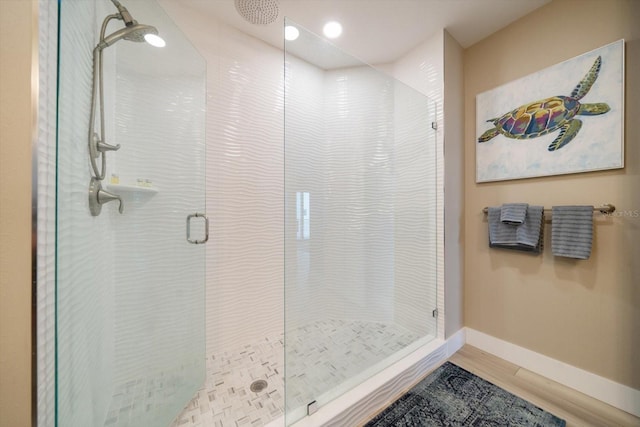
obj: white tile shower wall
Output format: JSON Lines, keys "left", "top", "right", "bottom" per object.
{"left": 284, "top": 54, "right": 439, "bottom": 421}
{"left": 319, "top": 67, "right": 396, "bottom": 323}
{"left": 285, "top": 59, "right": 438, "bottom": 333}
{"left": 55, "top": 0, "right": 116, "bottom": 425}
{"left": 156, "top": 3, "right": 286, "bottom": 356}
{"left": 205, "top": 23, "right": 285, "bottom": 356}
{"left": 140, "top": 0, "right": 284, "bottom": 368}
{"left": 111, "top": 51, "right": 206, "bottom": 389}
{"left": 392, "top": 80, "right": 438, "bottom": 337}
{"left": 285, "top": 61, "right": 405, "bottom": 328}
{"left": 161, "top": 0, "right": 442, "bottom": 349}
{"left": 392, "top": 31, "right": 445, "bottom": 340}
{"left": 158, "top": 0, "right": 442, "bottom": 363}
{"left": 283, "top": 55, "right": 327, "bottom": 328}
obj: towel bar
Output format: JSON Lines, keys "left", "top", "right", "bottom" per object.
{"left": 482, "top": 203, "right": 615, "bottom": 215}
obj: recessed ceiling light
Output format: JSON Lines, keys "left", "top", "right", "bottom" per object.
{"left": 284, "top": 25, "right": 299, "bottom": 41}
{"left": 323, "top": 21, "right": 342, "bottom": 39}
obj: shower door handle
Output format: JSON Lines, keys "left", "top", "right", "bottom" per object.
{"left": 186, "top": 213, "right": 209, "bottom": 244}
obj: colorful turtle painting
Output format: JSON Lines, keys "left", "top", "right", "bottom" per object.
{"left": 478, "top": 56, "right": 610, "bottom": 151}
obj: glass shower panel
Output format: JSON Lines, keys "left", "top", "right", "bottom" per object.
{"left": 56, "top": 1, "right": 206, "bottom": 426}
{"left": 284, "top": 19, "right": 437, "bottom": 424}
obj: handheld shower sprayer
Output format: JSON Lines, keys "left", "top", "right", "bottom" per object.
{"left": 99, "top": 23, "right": 161, "bottom": 48}
{"left": 97, "top": 0, "right": 165, "bottom": 50}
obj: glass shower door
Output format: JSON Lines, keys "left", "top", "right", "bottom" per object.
{"left": 55, "top": 1, "right": 206, "bottom": 426}
{"left": 284, "top": 19, "right": 438, "bottom": 424}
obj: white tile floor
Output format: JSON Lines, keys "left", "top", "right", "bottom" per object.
{"left": 107, "top": 320, "right": 423, "bottom": 427}
{"left": 284, "top": 320, "right": 422, "bottom": 413}
{"left": 170, "top": 334, "right": 285, "bottom": 427}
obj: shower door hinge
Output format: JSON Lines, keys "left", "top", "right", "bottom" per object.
{"left": 432, "top": 309, "right": 438, "bottom": 318}
{"left": 431, "top": 121, "right": 437, "bottom": 130}
{"left": 307, "top": 400, "right": 318, "bottom": 416}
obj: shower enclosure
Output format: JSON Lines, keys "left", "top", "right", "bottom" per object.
{"left": 50, "top": 1, "right": 437, "bottom": 426}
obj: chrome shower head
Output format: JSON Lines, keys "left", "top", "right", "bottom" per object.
{"left": 97, "top": 0, "right": 165, "bottom": 49}
{"left": 100, "top": 23, "right": 159, "bottom": 48}
{"left": 234, "top": 0, "right": 279, "bottom": 25}
{"left": 122, "top": 23, "right": 158, "bottom": 42}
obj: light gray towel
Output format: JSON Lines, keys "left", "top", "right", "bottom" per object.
{"left": 488, "top": 205, "right": 544, "bottom": 253}
{"left": 551, "top": 205, "right": 593, "bottom": 259}
{"left": 500, "top": 203, "right": 529, "bottom": 225}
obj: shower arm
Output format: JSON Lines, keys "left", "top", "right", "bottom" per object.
{"left": 88, "top": 14, "right": 123, "bottom": 180}
{"left": 111, "top": 0, "right": 135, "bottom": 26}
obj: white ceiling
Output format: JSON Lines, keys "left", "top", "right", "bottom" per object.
{"left": 170, "top": 0, "right": 551, "bottom": 65}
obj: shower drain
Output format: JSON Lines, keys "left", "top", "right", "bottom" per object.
{"left": 250, "top": 379, "right": 268, "bottom": 393}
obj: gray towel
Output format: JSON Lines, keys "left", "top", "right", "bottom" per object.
{"left": 500, "top": 203, "right": 529, "bottom": 225}
{"left": 551, "top": 205, "right": 593, "bottom": 259}
{"left": 488, "top": 205, "right": 544, "bottom": 253}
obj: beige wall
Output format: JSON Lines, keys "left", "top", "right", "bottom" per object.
{"left": 0, "top": 0, "right": 37, "bottom": 424}
{"left": 464, "top": 0, "right": 640, "bottom": 389}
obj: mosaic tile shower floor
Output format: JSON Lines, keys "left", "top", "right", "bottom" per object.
{"left": 164, "top": 319, "right": 422, "bottom": 427}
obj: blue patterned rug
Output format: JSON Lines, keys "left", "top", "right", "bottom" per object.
{"left": 365, "top": 362, "right": 566, "bottom": 426}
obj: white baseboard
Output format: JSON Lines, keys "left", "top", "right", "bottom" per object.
{"left": 446, "top": 327, "right": 466, "bottom": 356}
{"left": 465, "top": 327, "right": 640, "bottom": 418}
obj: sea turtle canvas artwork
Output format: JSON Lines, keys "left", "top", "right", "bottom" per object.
{"left": 475, "top": 40, "right": 624, "bottom": 183}
{"left": 478, "top": 56, "right": 610, "bottom": 152}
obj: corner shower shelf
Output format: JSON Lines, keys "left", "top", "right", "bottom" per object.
{"left": 106, "top": 183, "right": 158, "bottom": 195}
